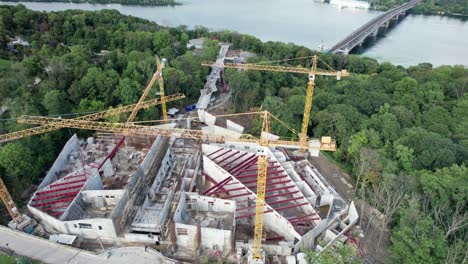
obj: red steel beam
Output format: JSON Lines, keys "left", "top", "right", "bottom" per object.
{"left": 44, "top": 204, "right": 71, "bottom": 211}
{"left": 222, "top": 152, "right": 249, "bottom": 167}
{"left": 241, "top": 175, "right": 287, "bottom": 185}
{"left": 98, "top": 136, "right": 126, "bottom": 170}
{"left": 63, "top": 173, "right": 86, "bottom": 180}
{"left": 216, "top": 150, "right": 240, "bottom": 164}
{"left": 50, "top": 179, "right": 87, "bottom": 188}
{"left": 210, "top": 186, "right": 246, "bottom": 195}
{"left": 48, "top": 211, "right": 64, "bottom": 217}
{"left": 287, "top": 213, "right": 318, "bottom": 222}
{"left": 233, "top": 161, "right": 278, "bottom": 175}
{"left": 36, "top": 184, "right": 84, "bottom": 195}
{"left": 32, "top": 192, "right": 79, "bottom": 202}
{"left": 266, "top": 236, "right": 284, "bottom": 241}
{"left": 207, "top": 147, "right": 224, "bottom": 157}
{"left": 202, "top": 172, "right": 218, "bottom": 184}
{"left": 293, "top": 225, "right": 304, "bottom": 236}
{"left": 274, "top": 202, "right": 309, "bottom": 212}
{"left": 238, "top": 165, "right": 282, "bottom": 174}
{"left": 211, "top": 149, "right": 232, "bottom": 160}
{"left": 236, "top": 197, "right": 303, "bottom": 211}
{"left": 236, "top": 204, "right": 258, "bottom": 211}
{"left": 268, "top": 197, "right": 304, "bottom": 206}
{"left": 206, "top": 178, "right": 233, "bottom": 196}
{"left": 248, "top": 183, "right": 295, "bottom": 192}
{"left": 221, "top": 191, "right": 253, "bottom": 199}
{"left": 229, "top": 158, "right": 277, "bottom": 175}
{"left": 236, "top": 210, "right": 273, "bottom": 219}
{"left": 203, "top": 176, "right": 232, "bottom": 195}
{"left": 228, "top": 155, "right": 258, "bottom": 174}
{"left": 236, "top": 170, "right": 284, "bottom": 179}
{"left": 32, "top": 197, "right": 76, "bottom": 207}
{"left": 265, "top": 190, "right": 300, "bottom": 200}
{"left": 290, "top": 217, "right": 320, "bottom": 223}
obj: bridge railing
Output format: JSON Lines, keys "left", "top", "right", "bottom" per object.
{"left": 329, "top": 0, "right": 419, "bottom": 53}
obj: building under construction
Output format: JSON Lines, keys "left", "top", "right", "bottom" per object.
{"left": 4, "top": 43, "right": 359, "bottom": 264}
{"left": 26, "top": 126, "right": 358, "bottom": 263}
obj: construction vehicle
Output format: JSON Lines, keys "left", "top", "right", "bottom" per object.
{"left": 202, "top": 54, "right": 349, "bottom": 147}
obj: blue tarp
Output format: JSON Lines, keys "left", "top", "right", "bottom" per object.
{"left": 185, "top": 104, "right": 197, "bottom": 112}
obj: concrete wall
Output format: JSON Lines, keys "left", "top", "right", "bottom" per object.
{"left": 38, "top": 134, "right": 79, "bottom": 189}
{"left": 63, "top": 218, "right": 117, "bottom": 239}
{"left": 226, "top": 120, "right": 244, "bottom": 134}
{"left": 174, "top": 223, "right": 197, "bottom": 252}
{"left": 200, "top": 227, "right": 232, "bottom": 251}
{"left": 303, "top": 166, "right": 330, "bottom": 195}
{"left": 149, "top": 147, "right": 174, "bottom": 198}
{"left": 159, "top": 189, "right": 174, "bottom": 225}
{"left": 114, "top": 136, "right": 169, "bottom": 232}
{"left": 174, "top": 193, "right": 236, "bottom": 253}
{"left": 204, "top": 112, "right": 216, "bottom": 126}
{"left": 28, "top": 201, "right": 118, "bottom": 239}
{"left": 236, "top": 241, "right": 292, "bottom": 256}
{"left": 187, "top": 193, "right": 236, "bottom": 213}
{"left": 202, "top": 125, "right": 242, "bottom": 140}
{"left": 81, "top": 190, "right": 125, "bottom": 208}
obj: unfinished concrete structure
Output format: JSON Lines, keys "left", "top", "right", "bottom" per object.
{"left": 199, "top": 142, "right": 357, "bottom": 259}
{"left": 28, "top": 133, "right": 170, "bottom": 241}
{"left": 173, "top": 192, "right": 236, "bottom": 257}
{"left": 26, "top": 73, "right": 358, "bottom": 263}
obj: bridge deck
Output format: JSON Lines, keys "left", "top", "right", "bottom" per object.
{"left": 329, "top": 0, "right": 419, "bottom": 54}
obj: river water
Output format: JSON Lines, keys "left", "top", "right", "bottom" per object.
{"left": 2, "top": 0, "right": 467, "bottom": 66}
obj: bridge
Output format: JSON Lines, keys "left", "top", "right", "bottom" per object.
{"left": 329, "top": 0, "right": 420, "bottom": 54}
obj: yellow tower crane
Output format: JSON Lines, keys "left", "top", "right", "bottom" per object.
{"left": 17, "top": 111, "right": 336, "bottom": 262}
{"left": 0, "top": 93, "right": 184, "bottom": 144}
{"left": 0, "top": 177, "right": 23, "bottom": 225}
{"left": 127, "top": 56, "right": 168, "bottom": 123}
{"left": 202, "top": 55, "right": 349, "bottom": 147}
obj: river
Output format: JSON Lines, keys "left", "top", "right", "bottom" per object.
{"left": 2, "top": 0, "right": 467, "bottom": 66}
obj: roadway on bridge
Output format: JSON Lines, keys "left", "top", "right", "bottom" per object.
{"left": 329, "top": 0, "right": 420, "bottom": 54}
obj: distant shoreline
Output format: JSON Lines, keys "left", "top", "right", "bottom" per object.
{"left": 0, "top": 0, "right": 181, "bottom": 7}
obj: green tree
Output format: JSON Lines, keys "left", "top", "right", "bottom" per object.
{"left": 394, "top": 144, "right": 414, "bottom": 172}
{"left": 390, "top": 200, "right": 447, "bottom": 264}
{"left": 114, "top": 77, "right": 141, "bottom": 105}
{"left": 42, "top": 89, "right": 68, "bottom": 115}
{"left": 0, "top": 143, "right": 37, "bottom": 192}
{"left": 306, "top": 242, "right": 361, "bottom": 264}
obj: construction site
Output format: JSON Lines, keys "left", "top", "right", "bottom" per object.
{"left": 0, "top": 42, "right": 360, "bottom": 264}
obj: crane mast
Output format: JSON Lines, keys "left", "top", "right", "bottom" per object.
{"left": 202, "top": 54, "right": 349, "bottom": 147}
{"left": 252, "top": 111, "right": 270, "bottom": 261}
{"left": 126, "top": 56, "right": 167, "bottom": 123}
{"left": 0, "top": 177, "right": 23, "bottom": 224}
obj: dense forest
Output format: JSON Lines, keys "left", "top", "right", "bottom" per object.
{"left": 0, "top": 4, "right": 466, "bottom": 263}
{"left": 370, "top": 0, "right": 468, "bottom": 16}
{"left": 1, "top": 0, "right": 179, "bottom": 6}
